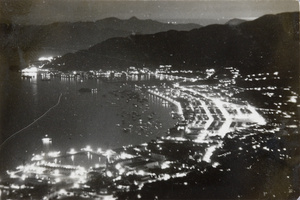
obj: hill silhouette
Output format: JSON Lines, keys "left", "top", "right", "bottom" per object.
{"left": 0, "top": 17, "right": 200, "bottom": 70}
{"left": 47, "top": 12, "right": 299, "bottom": 80}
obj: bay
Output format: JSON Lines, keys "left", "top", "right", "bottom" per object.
{"left": 0, "top": 72, "right": 176, "bottom": 176}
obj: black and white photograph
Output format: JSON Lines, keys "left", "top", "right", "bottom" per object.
{"left": 0, "top": 0, "right": 299, "bottom": 199}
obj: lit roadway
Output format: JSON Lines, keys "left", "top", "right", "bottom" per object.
{"left": 178, "top": 85, "right": 266, "bottom": 137}
{"left": 31, "top": 148, "right": 107, "bottom": 162}
{"left": 144, "top": 84, "right": 267, "bottom": 164}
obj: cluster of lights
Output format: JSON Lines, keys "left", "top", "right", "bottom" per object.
{"left": 38, "top": 56, "right": 53, "bottom": 61}
{"left": 5, "top": 67, "right": 293, "bottom": 200}
{"left": 21, "top": 67, "right": 38, "bottom": 73}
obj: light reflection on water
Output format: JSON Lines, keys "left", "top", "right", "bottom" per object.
{"left": 127, "top": 74, "right": 152, "bottom": 82}
{"left": 149, "top": 94, "right": 170, "bottom": 108}
{"left": 22, "top": 72, "right": 38, "bottom": 95}
{"left": 0, "top": 73, "right": 176, "bottom": 176}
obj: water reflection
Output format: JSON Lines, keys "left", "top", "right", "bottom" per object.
{"left": 162, "top": 100, "right": 170, "bottom": 108}
{"left": 148, "top": 93, "right": 170, "bottom": 108}
{"left": 22, "top": 72, "right": 38, "bottom": 95}
{"left": 131, "top": 75, "right": 138, "bottom": 81}
{"left": 127, "top": 74, "right": 151, "bottom": 81}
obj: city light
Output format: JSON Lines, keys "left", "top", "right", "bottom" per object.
{"left": 38, "top": 56, "right": 53, "bottom": 61}
{"left": 68, "top": 148, "right": 77, "bottom": 154}
{"left": 21, "top": 67, "right": 38, "bottom": 73}
{"left": 48, "top": 151, "right": 60, "bottom": 157}
{"left": 161, "top": 161, "right": 171, "bottom": 169}
{"left": 82, "top": 145, "right": 92, "bottom": 152}
{"left": 203, "top": 145, "right": 218, "bottom": 163}
{"left": 4, "top": 62, "right": 296, "bottom": 199}
{"left": 287, "top": 96, "right": 297, "bottom": 103}
{"left": 106, "top": 171, "right": 113, "bottom": 177}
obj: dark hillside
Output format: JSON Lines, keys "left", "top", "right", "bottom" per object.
{"left": 47, "top": 12, "right": 299, "bottom": 81}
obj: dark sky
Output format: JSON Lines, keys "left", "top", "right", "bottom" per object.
{"left": 0, "top": 0, "right": 299, "bottom": 25}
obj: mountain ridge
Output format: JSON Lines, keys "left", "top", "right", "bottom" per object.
{"left": 46, "top": 12, "right": 299, "bottom": 77}
{"left": 225, "top": 18, "right": 247, "bottom": 26}
{"left": 0, "top": 17, "right": 201, "bottom": 69}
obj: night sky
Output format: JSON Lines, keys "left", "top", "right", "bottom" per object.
{"left": 0, "top": 0, "right": 298, "bottom": 25}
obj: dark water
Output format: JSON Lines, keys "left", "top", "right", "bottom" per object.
{"left": 0, "top": 72, "right": 176, "bottom": 176}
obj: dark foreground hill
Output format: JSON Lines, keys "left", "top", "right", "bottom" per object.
{"left": 47, "top": 12, "right": 299, "bottom": 80}
{"left": 0, "top": 17, "right": 200, "bottom": 69}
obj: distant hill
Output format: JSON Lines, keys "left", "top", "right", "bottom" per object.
{"left": 0, "top": 17, "right": 201, "bottom": 69}
{"left": 225, "top": 18, "right": 247, "bottom": 26}
{"left": 46, "top": 12, "right": 299, "bottom": 79}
